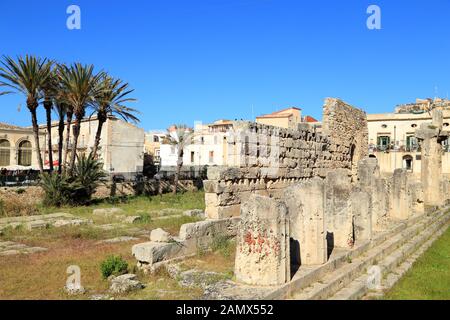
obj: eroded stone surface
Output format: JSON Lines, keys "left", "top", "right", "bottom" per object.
{"left": 183, "top": 209, "right": 205, "bottom": 218}
{"left": 284, "top": 177, "right": 327, "bottom": 265}
{"left": 150, "top": 228, "right": 171, "bottom": 243}
{"left": 98, "top": 236, "right": 139, "bottom": 244}
{"left": 235, "top": 194, "right": 290, "bottom": 286}
{"left": 0, "top": 213, "right": 92, "bottom": 232}
{"left": 0, "top": 241, "right": 47, "bottom": 256}
{"left": 109, "top": 274, "right": 144, "bottom": 294}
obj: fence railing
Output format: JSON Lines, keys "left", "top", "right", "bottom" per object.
{"left": 0, "top": 171, "right": 40, "bottom": 187}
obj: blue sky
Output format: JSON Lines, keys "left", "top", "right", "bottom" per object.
{"left": 1, "top": 0, "right": 449, "bottom": 130}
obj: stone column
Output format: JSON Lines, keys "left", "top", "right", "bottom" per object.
{"left": 390, "top": 169, "right": 411, "bottom": 220}
{"left": 415, "top": 109, "right": 446, "bottom": 207}
{"left": 325, "top": 169, "right": 354, "bottom": 248}
{"left": 351, "top": 190, "right": 372, "bottom": 242}
{"left": 235, "top": 194, "right": 290, "bottom": 286}
{"left": 284, "top": 177, "right": 327, "bottom": 266}
{"left": 357, "top": 158, "right": 389, "bottom": 230}
{"left": 408, "top": 180, "right": 424, "bottom": 215}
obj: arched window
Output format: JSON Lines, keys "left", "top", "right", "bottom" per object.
{"left": 403, "top": 155, "right": 413, "bottom": 171}
{"left": 0, "top": 139, "right": 10, "bottom": 166}
{"left": 18, "top": 140, "right": 32, "bottom": 166}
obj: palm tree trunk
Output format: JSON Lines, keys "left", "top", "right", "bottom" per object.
{"left": 29, "top": 107, "right": 44, "bottom": 173}
{"left": 173, "top": 149, "right": 183, "bottom": 194}
{"left": 69, "top": 116, "right": 81, "bottom": 172}
{"left": 44, "top": 101, "right": 54, "bottom": 172}
{"left": 92, "top": 113, "right": 106, "bottom": 158}
{"left": 63, "top": 111, "right": 73, "bottom": 169}
{"left": 57, "top": 110, "right": 65, "bottom": 175}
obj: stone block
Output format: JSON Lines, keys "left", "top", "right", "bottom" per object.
{"left": 132, "top": 241, "right": 183, "bottom": 264}
{"left": 390, "top": 169, "right": 411, "bottom": 220}
{"left": 325, "top": 169, "right": 354, "bottom": 248}
{"left": 351, "top": 190, "right": 372, "bottom": 242}
{"left": 284, "top": 177, "right": 327, "bottom": 266}
{"left": 93, "top": 208, "right": 125, "bottom": 217}
{"left": 235, "top": 194, "right": 290, "bottom": 286}
{"left": 150, "top": 228, "right": 171, "bottom": 243}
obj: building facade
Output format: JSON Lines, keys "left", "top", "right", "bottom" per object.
{"left": 0, "top": 122, "right": 45, "bottom": 170}
{"left": 255, "top": 107, "right": 318, "bottom": 129}
{"left": 144, "top": 131, "right": 166, "bottom": 166}
{"left": 42, "top": 116, "right": 145, "bottom": 179}
{"left": 159, "top": 121, "right": 231, "bottom": 174}
{"left": 367, "top": 98, "right": 450, "bottom": 175}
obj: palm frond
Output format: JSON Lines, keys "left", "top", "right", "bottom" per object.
{"left": 92, "top": 75, "right": 139, "bottom": 123}
{"left": 0, "top": 55, "right": 53, "bottom": 108}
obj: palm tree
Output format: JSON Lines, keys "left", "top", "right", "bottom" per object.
{"left": 41, "top": 68, "right": 57, "bottom": 172}
{"left": 0, "top": 55, "right": 53, "bottom": 173}
{"left": 63, "top": 104, "right": 74, "bottom": 169}
{"left": 52, "top": 65, "right": 73, "bottom": 172}
{"left": 91, "top": 76, "right": 138, "bottom": 157}
{"left": 53, "top": 102, "right": 67, "bottom": 174}
{"left": 58, "top": 63, "right": 105, "bottom": 172}
{"left": 163, "top": 125, "right": 193, "bottom": 194}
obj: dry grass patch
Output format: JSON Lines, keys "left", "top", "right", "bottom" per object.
{"left": 0, "top": 239, "right": 137, "bottom": 300}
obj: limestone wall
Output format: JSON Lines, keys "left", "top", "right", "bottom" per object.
{"left": 234, "top": 157, "right": 450, "bottom": 286}
{"left": 204, "top": 98, "right": 368, "bottom": 219}
{"left": 322, "top": 98, "right": 369, "bottom": 179}
{"left": 230, "top": 108, "right": 450, "bottom": 287}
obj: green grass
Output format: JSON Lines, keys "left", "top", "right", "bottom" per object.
{"left": 385, "top": 226, "right": 450, "bottom": 300}
{"left": 38, "top": 191, "right": 205, "bottom": 218}
{"left": 1, "top": 191, "right": 206, "bottom": 241}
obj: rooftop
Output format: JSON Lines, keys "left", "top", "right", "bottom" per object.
{"left": 0, "top": 122, "right": 30, "bottom": 131}
{"left": 256, "top": 107, "right": 301, "bottom": 119}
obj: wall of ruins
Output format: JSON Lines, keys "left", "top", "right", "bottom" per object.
{"left": 235, "top": 108, "right": 450, "bottom": 285}
{"left": 204, "top": 98, "right": 368, "bottom": 219}
{"left": 234, "top": 156, "right": 450, "bottom": 286}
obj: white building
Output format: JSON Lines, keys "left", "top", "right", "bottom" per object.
{"left": 42, "top": 116, "right": 145, "bottom": 179}
{"left": 159, "top": 120, "right": 233, "bottom": 175}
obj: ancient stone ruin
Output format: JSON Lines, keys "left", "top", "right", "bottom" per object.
{"left": 204, "top": 98, "right": 368, "bottom": 219}
{"left": 133, "top": 99, "right": 450, "bottom": 299}
{"left": 210, "top": 99, "right": 450, "bottom": 298}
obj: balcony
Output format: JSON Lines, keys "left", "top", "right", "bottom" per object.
{"left": 370, "top": 142, "right": 450, "bottom": 153}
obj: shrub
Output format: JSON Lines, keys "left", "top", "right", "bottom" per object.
{"left": 138, "top": 212, "right": 152, "bottom": 224}
{"left": 40, "top": 153, "right": 107, "bottom": 207}
{"left": 15, "top": 188, "right": 26, "bottom": 195}
{"left": 211, "top": 235, "right": 234, "bottom": 258}
{"left": 100, "top": 255, "right": 129, "bottom": 279}
{"left": 71, "top": 153, "right": 108, "bottom": 202}
{"left": 40, "top": 172, "right": 72, "bottom": 207}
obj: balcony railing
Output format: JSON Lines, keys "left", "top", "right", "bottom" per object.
{"left": 370, "top": 144, "right": 421, "bottom": 153}
{"left": 370, "top": 143, "right": 450, "bottom": 153}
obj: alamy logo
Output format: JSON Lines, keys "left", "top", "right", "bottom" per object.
{"left": 366, "top": 265, "right": 382, "bottom": 290}
{"left": 66, "top": 265, "right": 82, "bottom": 290}
{"left": 66, "top": 5, "right": 81, "bottom": 30}
{"left": 367, "top": 5, "right": 381, "bottom": 30}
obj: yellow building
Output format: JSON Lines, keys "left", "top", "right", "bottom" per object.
{"left": 0, "top": 122, "right": 45, "bottom": 170}
{"left": 368, "top": 98, "right": 450, "bottom": 175}
{"left": 256, "top": 107, "right": 302, "bottom": 129}
{"left": 144, "top": 131, "right": 166, "bottom": 165}
{"left": 256, "top": 107, "right": 318, "bottom": 129}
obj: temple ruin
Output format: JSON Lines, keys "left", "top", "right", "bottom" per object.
{"left": 134, "top": 98, "right": 450, "bottom": 299}
{"left": 208, "top": 99, "right": 450, "bottom": 297}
